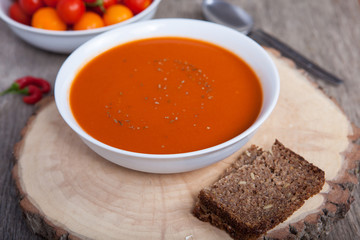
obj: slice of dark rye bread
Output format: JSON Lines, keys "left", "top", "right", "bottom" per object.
{"left": 193, "top": 140, "right": 325, "bottom": 240}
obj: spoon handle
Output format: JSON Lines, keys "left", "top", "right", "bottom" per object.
{"left": 249, "top": 29, "right": 343, "bottom": 85}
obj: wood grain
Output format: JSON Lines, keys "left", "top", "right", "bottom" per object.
{"left": 12, "top": 50, "right": 360, "bottom": 239}
{"left": 1, "top": 0, "right": 360, "bottom": 239}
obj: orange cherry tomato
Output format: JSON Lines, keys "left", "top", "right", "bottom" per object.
{"left": 31, "top": 7, "right": 67, "bottom": 30}
{"left": 73, "top": 12, "right": 104, "bottom": 30}
{"left": 103, "top": 4, "right": 133, "bottom": 26}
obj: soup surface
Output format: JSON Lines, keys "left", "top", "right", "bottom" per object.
{"left": 70, "top": 37, "right": 262, "bottom": 154}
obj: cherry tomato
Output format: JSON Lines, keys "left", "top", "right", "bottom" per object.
{"left": 19, "top": 0, "right": 44, "bottom": 15}
{"left": 123, "top": 0, "right": 151, "bottom": 14}
{"left": 87, "top": 0, "right": 116, "bottom": 15}
{"left": 103, "top": 0, "right": 116, "bottom": 9}
{"left": 83, "top": 0, "right": 97, "bottom": 3}
{"left": 73, "top": 12, "right": 104, "bottom": 30}
{"left": 43, "top": 0, "right": 59, "bottom": 7}
{"left": 103, "top": 4, "right": 133, "bottom": 26}
{"left": 56, "top": 0, "right": 85, "bottom": 24}
{"left": 9, "top": 2, "right": 31, "bottom": 25}
{"left": 31, "top": 7, "right": 67, "bottom": 30}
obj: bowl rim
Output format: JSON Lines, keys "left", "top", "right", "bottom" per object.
{"left": 0, "top": 0, "right": 162, "bottom": 36}
{"left": 55, "top": 18, "right": 280, "bottom": 159}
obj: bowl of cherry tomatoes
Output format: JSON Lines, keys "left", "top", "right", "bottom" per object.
{"left": 0, "top": 0, "right": 161, "bottom": 53}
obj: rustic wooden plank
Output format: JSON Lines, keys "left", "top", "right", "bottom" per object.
{"left": 13, "top": 49, "right": 359, "bottom": 240}
{"left": 248, "top": 29, "right": 343, "bottom": 85}
{"left": 234, "top": 1, "right": 360, "bottom": 239}
{"left": 0, "top": 0, "right": 359, "bottom": 239}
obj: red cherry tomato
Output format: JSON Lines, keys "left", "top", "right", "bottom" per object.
{"left": 43, "top": 0, "right": 59, "bottom": 7}
{"left": 9, "top": 2, "right": 31, "bottom": 25}
{"left": 123, "top": 0, "right": 151, "bottom": 14}
{"left": 56, "top": 0, "right": 85, "bottom": 24}
{"left": 87, "top": 0, "right": 117, "bottom": 15}
{"left": 83, "top": 0, "right": 97, "bottom": 3}
{"left": 19, "top": 0, "right": 44, "bottom": 15}
{"left": 103, "top": 0, "right": 116, "bottom": 9}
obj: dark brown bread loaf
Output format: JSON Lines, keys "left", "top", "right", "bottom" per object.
{"left": 193, "top": 140, "right": 325, "bottom": 240}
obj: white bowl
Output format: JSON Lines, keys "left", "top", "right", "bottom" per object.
{"left": 55, "top": 18, "right": 280, "bottom": 173}
{"left": 0, "top": 0, "right": 161, "bottom": 53}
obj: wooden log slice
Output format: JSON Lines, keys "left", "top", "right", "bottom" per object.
{"left": 12, "top": 50, "right": 360, "bottom": 240}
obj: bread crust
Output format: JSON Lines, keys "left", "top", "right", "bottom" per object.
{"left": 193, "top": 140, "right": 325, "bottom": 240}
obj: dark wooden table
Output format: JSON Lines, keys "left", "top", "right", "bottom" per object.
{"left": 1, "top": 0, "right": 359, "bottom": 239}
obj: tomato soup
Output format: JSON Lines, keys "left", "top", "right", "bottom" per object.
{"left": 70, "top": 37, "right": 263, "bottom": 154}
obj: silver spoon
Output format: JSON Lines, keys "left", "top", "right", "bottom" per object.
{"left": 201, "top": 0, "right": 343, "bottom": 85}
{"left": 202, "top": 0, "right": 253, "bottom": 34}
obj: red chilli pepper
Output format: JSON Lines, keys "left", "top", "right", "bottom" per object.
{"left": 15, "top": 76, "right": 51, "bottom": 93}
{"left": 0, "top": 76, "right": 50, "bottom": 104}
{"left": 0, "top": 76, "right": 50, "bottom": 95}
{"left": 20, "top": 85, "right": 43, "bottom": 104}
